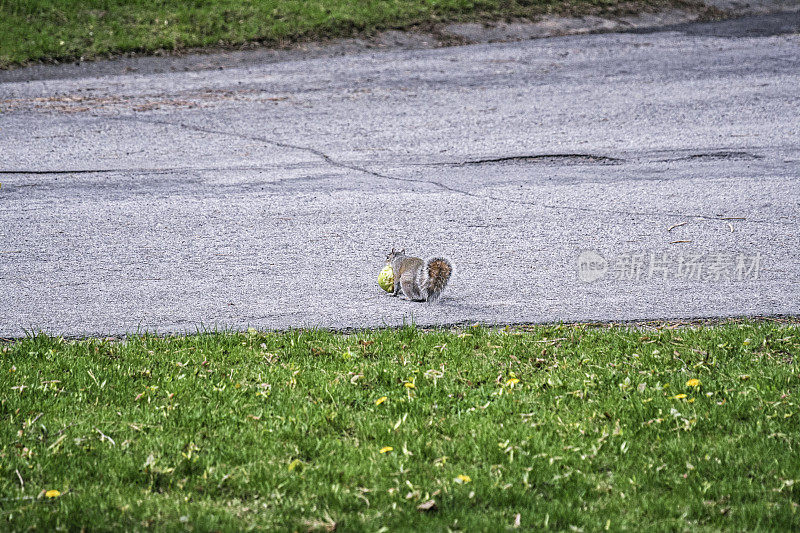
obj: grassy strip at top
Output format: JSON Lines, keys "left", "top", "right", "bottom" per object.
{"left": 1, "top": 0, "right": 683, "bottom": 68}
{"left": 1, "top": 322, "right": 799, "bottom": 531}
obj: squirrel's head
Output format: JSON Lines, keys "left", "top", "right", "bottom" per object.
{"left": 386, "top": 248, "right": 405, "bottom": 263}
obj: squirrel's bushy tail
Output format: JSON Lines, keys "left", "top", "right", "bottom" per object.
{"left": 423, "top": 257, "right": 452, "bottom": 302}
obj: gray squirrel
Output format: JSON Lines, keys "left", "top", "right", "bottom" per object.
{"left": 385, "top": 248, "right": 452, "bottom": 302}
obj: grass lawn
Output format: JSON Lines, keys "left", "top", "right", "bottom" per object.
{"left": 1, "top": 321, "right": 799, "bottom": 530}
{"left": 0, "top": 0, "right": 688, "bottom": 68}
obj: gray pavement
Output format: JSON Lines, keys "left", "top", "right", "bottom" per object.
{"left": 1, "top": 13, "right": 798, "bottom": 337}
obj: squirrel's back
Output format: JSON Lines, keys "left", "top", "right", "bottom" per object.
{"left": 393, "top": 255, "right": 425, "bottom": 276}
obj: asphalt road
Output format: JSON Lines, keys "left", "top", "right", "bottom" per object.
{"left": 1, "top": 13, "right": 798, "bottom": 337}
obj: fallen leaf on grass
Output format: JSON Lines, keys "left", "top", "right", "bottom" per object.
{"left": 417, "top": 499, "right": 438, "bottom": 512}
{"left": 304, "top": 513, "right": 336, "bottom": 532}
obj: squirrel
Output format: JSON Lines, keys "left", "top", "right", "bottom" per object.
{"left": 385, "top": 248, "right": 452, "bottom": 302}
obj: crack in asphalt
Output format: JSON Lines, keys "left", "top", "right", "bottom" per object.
{"left": 0, "top": 165, "right": 325, "bottom": 176}
{"left": 0, "top": 169, "right": 124, "bottom": 175}
{"left": 0, "top": 148, "right": 774, "bottom": 176}
{"left": 460, "top": 154, "right": 622, "bottom": 165}
{"left": 658, "top": 151, "right": 763, "bottom": 163}
{"left": 108, "top": 114, "right": 469, "bottom": 196}
{"left": 29, "top": 114, "right": 784, "bottom": 227}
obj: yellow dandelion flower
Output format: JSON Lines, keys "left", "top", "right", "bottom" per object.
{"left": 375, "top": 396, "right": 387, "bottom": 405}
{"left": 45, "top": 490, "right": 60, "bottom": 498}
{"left": 379, "top": 446, "right": 393, "bottom": 454}
{"left": 672, "top": 394, "right": 687, "bottom": 400}
{"left": 455, "top": 474, "right": 472, "bottom": 484}
{"left": 404, "top": 383, "right": 415, "bottom": 389}
{"left": 506, "top": 378, "right": 520, "bottom": 386}
{"left": 685, "top": 379, "right": 700, "bottom": 388}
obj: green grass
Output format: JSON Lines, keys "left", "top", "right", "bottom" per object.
{"left": 1, "top": 322, "right": 799, "bottom": 531}
{"left": 0, "top": 0, "right": 682, "bottom": 68}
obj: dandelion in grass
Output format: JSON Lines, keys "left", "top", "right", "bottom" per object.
{"left": 506, "top": 370, "right": 520, "bottom": 387}
{"left": 454, "top": 474, "right": 472, "bottom": 484}
{"left": 375, "top": 396, "right": 387, "bottom": 405}
{"left": 379, "top": 446, "right": 393, "bottom": 454}
{"left": 404, "top": 382, "right": 415, "bottom": 389}
{"left": 672, "top": 394, "right": 687, "bottom": 400}
{"left": 45, "top": 490, "right": 60, "bottom": 498}
{"left": 686, "top": 379, "right": 701, "bottom": 388}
